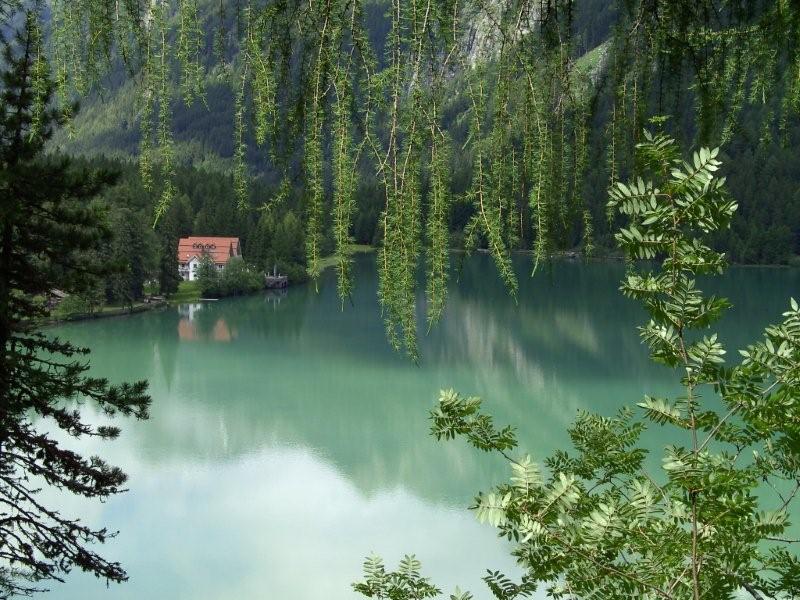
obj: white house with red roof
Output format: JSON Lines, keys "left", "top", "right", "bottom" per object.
{"left": 178, "top": 236, "right": 242, "bottom": 281}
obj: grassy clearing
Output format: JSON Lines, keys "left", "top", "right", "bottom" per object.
{"left": 574, "top": 42, "right": 607, "bottom": 75}
{"left": 318, "top": 244, "right": 375, "bottom": 271}
{"left": 169, "top": 280, "right": 201, "bottom": 304}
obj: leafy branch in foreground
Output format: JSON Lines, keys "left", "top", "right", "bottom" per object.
{"left": 353, "top": 133, "right": 800, "bottom": 599}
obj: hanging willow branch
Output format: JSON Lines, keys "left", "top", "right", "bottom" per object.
{"left": 233, "top": 65, "right": 249, "bottom": 211}
{"left": 462, "top": 62, "right": 518, "bottom": 299}
{"left": 332, "top": 60, "right": 357, "bottom": 306}
{"left": 12, "top": 0, "right": 800, "bottom": 355}
{"left": 425, "top": 117, "right": 452, "bottom": 329}
{"left": 177, "top": 0, "right": 204, "bottom": 105}
{"left": 304, "top": 0, "right": 333, "bottom": 285}
{"left": 27, "top": 8, "right": 47, "bottom": 140}
{"left": 152, "top": 0, "right": 176, "bottom": 225}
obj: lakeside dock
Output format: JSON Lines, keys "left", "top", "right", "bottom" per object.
{"left": 264, "top": 274, "right": 288, "bottom": 289}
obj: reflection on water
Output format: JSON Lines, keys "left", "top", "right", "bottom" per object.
{"left": 177, "top": 303, "right": 237, "bottom": 342}
{"left": 42, "top": 256, "right": 800, "bottom": 600}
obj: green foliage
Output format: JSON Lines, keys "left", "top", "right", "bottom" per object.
{"left": 0, "top": 18, "right": 150, "bottom": 596}
{"left": 18, "top": 0, "right": 800, "bottom": 354}
{"left": 157, "top": 213, "right": 182, "bottom": 295}
{"left": 53, "top": 294, "right": 90, "bottom": 318}
{"left": 233, "top": 69, "right": 249, "bottom": 211}
{"left": 58, "top": 154, "right": 309, "bottom": 295}
{"left": 425, "top": 126, "right": 451, "bottom": 328}
{"left": 170, "top": 279, "right": 201, "bottom": 303}
{"left": 352, "top": 555, "right": 442, "bottom": 600}
{"left": 430, "top": 389, "right": 517, "bottom": 453}
{"left": 219, "top": 256, "right": 263, "bottom": 296}
{"left": 332, "top": 63, "right": 357, "bottom": 307}
{"left": 249, "top": 209, "right": 308, "bottom": 283}
{"left": 106, "top": 206, "right": 155, "bottom": 306}
{"left": 355, "top": 135, "right": 800, "bottom": 599}
{"left": 176, "top": 0, "right": 205, "bottom": 106}
{"left": 152, "top": 1, "right": 177, "bottom": 225}
{"left": 195, "top": 253, "right": 220, "bottom": 297}
{"left": 197, "top": 255, "right": 263, "bottom": 298}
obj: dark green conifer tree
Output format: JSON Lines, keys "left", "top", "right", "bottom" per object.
{"left": 107, "top": 207, "right": 150, "bottom": 307}
{"left": 0, "top": 14, "right": 150, "bottom": 597}
{"left": 156, "top": 210, "right": 181, "bottom": 295}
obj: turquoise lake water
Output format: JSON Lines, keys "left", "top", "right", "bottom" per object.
{"left": 40, "top": 255, "right": 800, "bottom": 599}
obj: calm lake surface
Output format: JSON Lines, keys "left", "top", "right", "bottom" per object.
{"left": 42, "top": 255, "right": 800, "bottom": 600}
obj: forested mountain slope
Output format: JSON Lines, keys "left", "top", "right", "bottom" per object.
{"left": 50, "top": 0, "right": 800, "bottom": 264}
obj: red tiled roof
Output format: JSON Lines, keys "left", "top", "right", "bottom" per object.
{"left": 178, "top": 236, "right": 241, "bottom": 265}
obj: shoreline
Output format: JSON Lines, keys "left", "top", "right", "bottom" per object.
{"left": 317, "top": 244, "right": 376, "bottom": 272}
{"left": 320, "top": 245, "right": 799, "bottom": 269}
{"left": 40, "top": 300, "right": 169, "bottom": 327}
{"left": 41, "top": 247, "right": 797, "bottom": 327}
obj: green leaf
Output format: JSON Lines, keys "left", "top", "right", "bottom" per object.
{"left": 510, "top": 455, "right": 543, "bottom": 493}
{"left": 638, "top": 396, "right": 684, "bottom": 426}
{"left": 476, "top": 492, "right": 509, "bottom": 527}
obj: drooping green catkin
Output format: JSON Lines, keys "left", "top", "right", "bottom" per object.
{"left": 50, "top": 7, "right": 72, "bottom": 133}
{"left": 233, "top": 68, "right": 249, "bottom": 211}
{"left": 531, "top": 188, "right": 549, "bottom": 275}
{"left": 606, "top": 86, "right": 619, "bottom": 189}
{"left": 78, "top": 0, "right": 114, "bottom": 89}
{"left": 177, "top": 0, "right": 205, "bottom": 106}
{"left": 373, "top": 91, "right": 397, "bottom": 346}
{"left": 489, "top": 52, "right": 518, "bottom": 252}
{"left": 376, "top": 0, "right": 403, "bottom": 350}
{"left": 571, "top": 109, "right": 586, "bottom": 210}
{"left": 246, "top": 8, "right": 277, "bottom": 149}
{"left": 332, "top": 63, "right": 356, "bottom": 307}
{"left": 508, "top": 159, "right": 522, "bottom": 253}
{"left": 60, "top": 0, "right": 88, "bottom": 95}
{"left": 529, "top": 97, "right": 551, "bottom": 276}
{"left": 582, "top": 208, "right": 594, "bottom": 257}
{"left": 376, "top": 0, "right": 423, "bottom": 359}
{"left": 463, "top": 64, "right": 518, "bottom": 301}
{"left": 153, "top": 0, "right": 176, "bottom": 226}
{"left": 402, "top": 98, "right": 424, "bottom": 353}
{"left": 394, "top": 150, "right": 423, "bottom": 359}
{"left": 425, "top": 123, "right": 451, "bottom": 329}
{"left": 113, "top": 0, "right": 144, "bottom": 75}
{"left": 27, "top": 10, "right": 47, "bottom": 141}
{"left": 305, "top": 103, "right": 325, "bottom": 286}
{"left": 304, "top": 0, "right": 335, "bottom": 288}
{"left": 213, "top": 0, "right": 227, "bottom": 63}
{"left": 138, "top": 18, "right": 155, "bottom": 194}
{"left": 555, "top": 95, "right": 569, "bottom": 234}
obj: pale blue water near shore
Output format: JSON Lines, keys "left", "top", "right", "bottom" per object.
{"left": 40, "top": 256, "right": 800, "bottom": 599}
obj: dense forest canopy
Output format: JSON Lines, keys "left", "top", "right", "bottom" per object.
{"left": 3, "top": 0, "right": 800, "bottom": 356}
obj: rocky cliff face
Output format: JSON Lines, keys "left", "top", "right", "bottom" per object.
{"left": 462, "top": 0, "right": 541, "bottom": 65}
